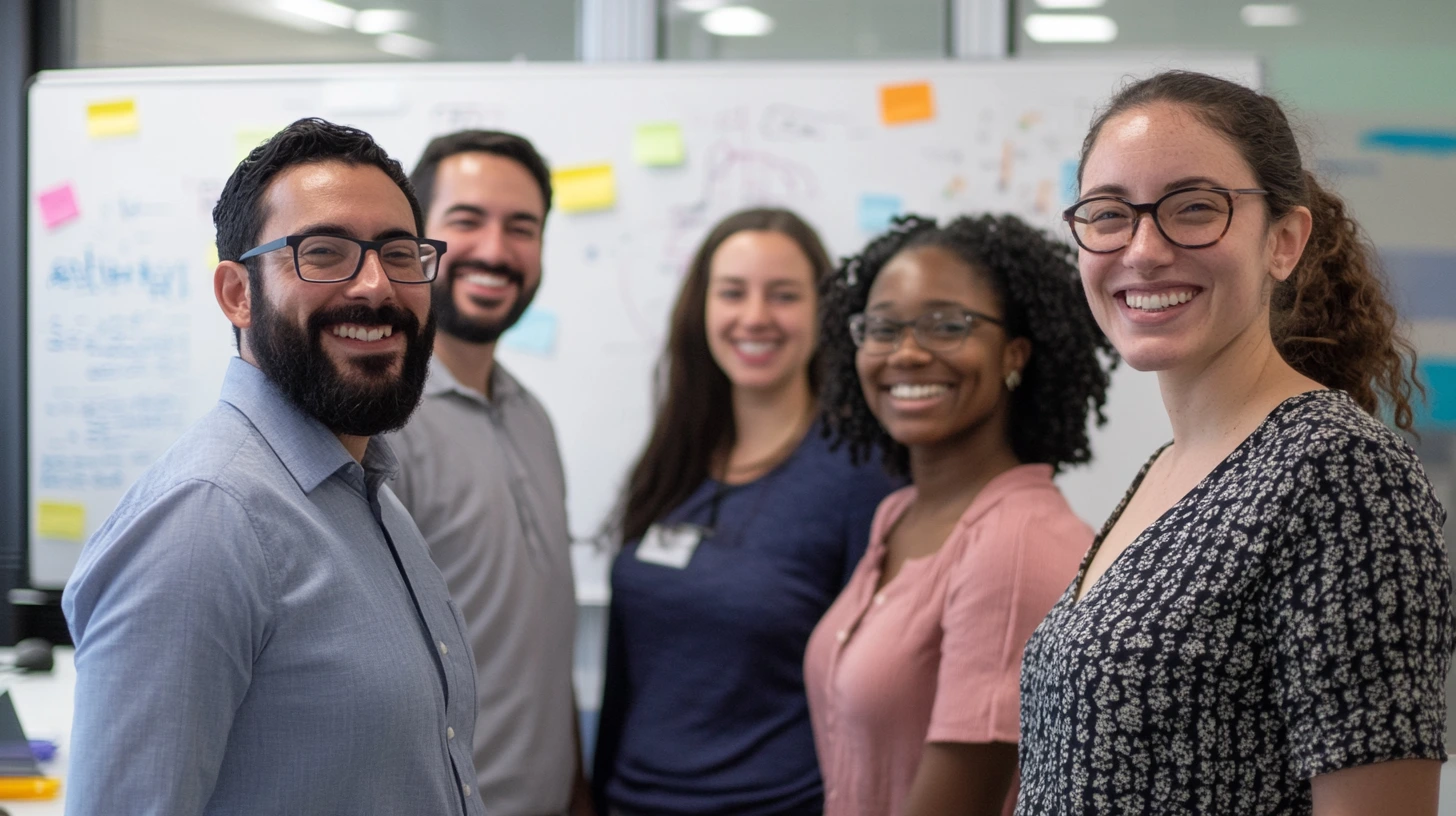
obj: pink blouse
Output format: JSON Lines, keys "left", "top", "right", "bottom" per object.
{"left": 803, "top": 464, "right": 1093, "bottom": 816}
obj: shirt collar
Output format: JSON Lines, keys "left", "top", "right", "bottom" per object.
{"left": 219, "top": 357, "right": 398, "bottom": 494}
{"left": 422, "top": 355, "right": 521, "bottom": 406}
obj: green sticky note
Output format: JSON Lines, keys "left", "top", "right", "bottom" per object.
{"left": 235, "top": 126, "right": 283, "bottom": 165}
{"left": 633, "top": 122, "right": 684, "bottom": 167}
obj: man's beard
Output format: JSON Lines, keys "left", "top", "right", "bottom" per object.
{"left": 249, "top": 289, "right": 437, "bottom": 438}
{"left": 433, "top": 259, "right": 539, "bottom": 345}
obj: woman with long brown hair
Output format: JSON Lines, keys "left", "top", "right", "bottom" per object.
{"left": 593, "top": 208, "right": 897, "bottom": 816}
{"left": 1017, "top": 70, "right": 1454, "bottom": 816}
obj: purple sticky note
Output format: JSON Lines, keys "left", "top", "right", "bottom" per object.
{"left": 38, "top": 183, "right": 80, "bottom": 230}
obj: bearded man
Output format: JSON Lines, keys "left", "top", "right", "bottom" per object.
{"left": 63, "top": 118, "right": 485, "bottom": 816}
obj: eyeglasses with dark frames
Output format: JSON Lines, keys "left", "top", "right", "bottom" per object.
{"left": 848, "top": 308, "right": 1004, "bottom": 356}
{"left": 237, "top": 234, "right": 448, "bottom": 284}
{"left": 1062, "top": 187, "right": 1269, "bottom": 254}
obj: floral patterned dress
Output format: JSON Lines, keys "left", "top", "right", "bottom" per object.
{"left": 1016, "top": 390, "right": 1454, "bottom": 816}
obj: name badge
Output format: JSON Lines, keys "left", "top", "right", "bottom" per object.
{"left": 635, "top": 523, "right": 706, "bottom": 569}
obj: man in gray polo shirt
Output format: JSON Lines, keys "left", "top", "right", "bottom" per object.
{"left": 387, "top": 130, "right": 590, "bottom": 816}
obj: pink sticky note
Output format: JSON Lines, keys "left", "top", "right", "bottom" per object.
{"left": 38, "top": 184, "right": 80, "bottom": 230}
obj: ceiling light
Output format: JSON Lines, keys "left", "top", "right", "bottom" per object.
{"left": 1241, "top": 4, "right": 1301, "bottom": 26}
{"left": 274, "top": 0, "right": 356, "bottom": 29}
{"left": 701, "top": 6, "right": 775, "bottom": 36}
{"left": 377, "top": 32, "right": 436, "bottom": 59}
{"left": 354, "top": 9, "right": 414, "bottom": 34}
{"left": 677, "top": 0, "right": 729, "bottom": 11}
{"left": 1023, "top": 14, "right": 1118, "bottom": 43}
{"left": 1034, "top": 0, "right": 1107, "bottom": 8}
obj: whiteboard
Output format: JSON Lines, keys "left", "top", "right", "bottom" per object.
{"left": 26, "top": 57, "right": 1258, "bottom": 588}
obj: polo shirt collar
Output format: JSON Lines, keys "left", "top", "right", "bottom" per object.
{"left": 219, "top": 356, "right": 397, "bottom": 494}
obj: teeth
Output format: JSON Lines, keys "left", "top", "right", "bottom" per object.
{"left": 890, "top": 383, "right": 949, "bottom": 400}
{"left": 735, "top": 341, "right": 776, "bottom": 355}
{"left": 331, "top": 324, "right": 393, "bottom": 342}
{"left": 465, "top": 272, "right": 511, "bottom": 287}
{"left": 1126, "top": 290, "right": 1195, "bottom": 311}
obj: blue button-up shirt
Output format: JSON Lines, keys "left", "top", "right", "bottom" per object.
{"left": 63, "top": 357, "right": 486, "bottom": 816}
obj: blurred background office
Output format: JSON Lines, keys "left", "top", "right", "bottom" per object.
{"left": 2, "top": 0, "right": 1452, "bottom": 745}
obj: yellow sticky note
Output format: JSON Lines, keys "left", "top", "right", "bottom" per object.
{"left": 634, "top": 122, "right": 685, "bottom": 167}
{"left": 86, "top": 98, "right": 140, "bottom": 138}
{"left": 235, "top": 126, "right": 282, "bottom": 165}
{"left": 552, "top": 163, "right": 616, "bottom": 213}
{"left": 36, "top": 501, "right": 86, "bottom": 542}
{"left": 206, "top": 242, "right": 220, "bottom": 270}
{"left": 879, "top": 82, "right": 935, "bottom": 126}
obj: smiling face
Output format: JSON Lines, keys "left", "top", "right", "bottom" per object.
{"left": 424, "top": 151, "right": 546, "bottom": 344}
{"left": 703, "top": 229, "right": 819, "bottom": 396}
{"left": 856, "top": 245, "right": 1028, "bottom": 451}
{"left": 1077, "top": 102, "right": 1291, "bottom": 374}
{"left": 239, "top": 160, "right": 435, "bottom": 436}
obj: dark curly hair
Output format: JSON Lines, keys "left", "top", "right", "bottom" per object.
{"left": 819, "top": 213, "right": 1117, "bottom": 477}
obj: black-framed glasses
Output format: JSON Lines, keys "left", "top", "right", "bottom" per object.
{"left": 1062, "top": 187, "right": 1269, "bottom": 254}
{"left": 237, "top": 234, "right": 447, "bottom": 284}
{"left": 848, "top": 309, "right": 1004, "bottom": 356}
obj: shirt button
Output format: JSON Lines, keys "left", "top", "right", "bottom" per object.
{"left": 463, "top": 784, "right": 472, "bottom": 797}
{"left": 438, "top": 641, "right": 448, "bottom": 656}
{"left": 447, "top": 726, "right": 455, "bottom": 740}
{"left": 827, "top": 789, "right": 837, "bottom": 802}
{"left": 836, "top": 629, "right": 847, "bottom": 643}
{"left": 873, "top": 593, "right": 885, "bottom": 606}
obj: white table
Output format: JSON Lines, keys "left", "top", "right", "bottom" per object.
{"left": 2, "top": 647, "right": 72, "bottom": 816}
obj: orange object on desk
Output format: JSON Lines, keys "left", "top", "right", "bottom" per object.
{"left": 0, "top": 776, "right": 60, "bottom": 799}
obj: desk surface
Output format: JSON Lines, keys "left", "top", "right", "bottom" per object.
{"left": 4, "top": 646, "right": 71, "bottom": 816}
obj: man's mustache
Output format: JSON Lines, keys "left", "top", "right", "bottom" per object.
{"left": 448, "top": 260, "right": 525, "bottom": 289}
{"left": 308, "top": 303, "right": 421, "bottom": 337}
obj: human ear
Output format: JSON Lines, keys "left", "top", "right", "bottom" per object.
{"left": 215, "top": 260, "right": 254, "bottom": 332}
{"left": 1267, "top": 205, "right": 1313, "bottom": 283}
{"left": 1003, "top": 336, "right": 1032, "bottom": 381}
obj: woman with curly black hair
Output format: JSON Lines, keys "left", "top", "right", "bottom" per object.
{"left": 803, "top": 213, "right": 1116, "bottom": 816}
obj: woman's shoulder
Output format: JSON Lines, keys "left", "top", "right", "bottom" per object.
{"left": 946, "top": 465, "right": 1095, "bottom": 558}
{"left": 961, "top": 465, "right": 1088, "bottom": 528}
{"left": 1256, "top": 389, "right": 1428, "bottom": 482}
{"left": 792, "top": 422, "right": 904, "bottom": 489}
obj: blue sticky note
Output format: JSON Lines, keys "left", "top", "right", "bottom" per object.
{"left": 1415, "top": 358, "right": 1456, "bottom": 430}
{"left": 1359, "top": 130, "right": 1456, "bottom": 156}
{"left": 500, "top": 307, "right": 557, "bottom": 356}
{"left": 1060, "top": 159, "right": 1080, "bottom": 206}
{"left": 859, "top": 194, "right": 902, "bottom": 234}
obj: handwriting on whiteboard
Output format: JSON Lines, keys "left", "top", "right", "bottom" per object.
{"left": 47, "top": 248, "right": 191, "bottom": 300}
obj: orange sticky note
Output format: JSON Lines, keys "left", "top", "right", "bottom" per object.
{"left": 879, "top": 82, "right": 935, "bottom": 126}
{"left": 86, "top": 98, "right": 140, "bottom": 138}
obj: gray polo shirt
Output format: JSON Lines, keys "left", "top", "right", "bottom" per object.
{"left": 386, "top": 357, "right": 578, "bottom": 816}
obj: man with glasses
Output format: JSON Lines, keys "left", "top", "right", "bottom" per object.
{"left": 63, "top": 118, "right": 485, "bottom": 816}
{"left": 385, "top": 130, "right": 593, "bottom": 816}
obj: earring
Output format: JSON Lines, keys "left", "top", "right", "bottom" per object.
{"left": 1004, "top": 370, "right": 1022, "bottom": 391}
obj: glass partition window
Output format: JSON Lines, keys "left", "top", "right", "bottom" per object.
{"left": 661, "top": 0, "right": 950, "bottom": 60}
{"left": 75, "top": 0, "right": 578, "bottom": 66}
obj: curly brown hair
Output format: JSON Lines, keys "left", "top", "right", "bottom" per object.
{"left": 819, "top": 213, "right": 1117, "bottom": 477}
{"left": 1080, "top": 71, "right": 1423, "bottom": 430}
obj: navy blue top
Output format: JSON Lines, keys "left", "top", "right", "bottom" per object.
{"left": 594, "top": 424, "right": 898, "bottom": 816}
